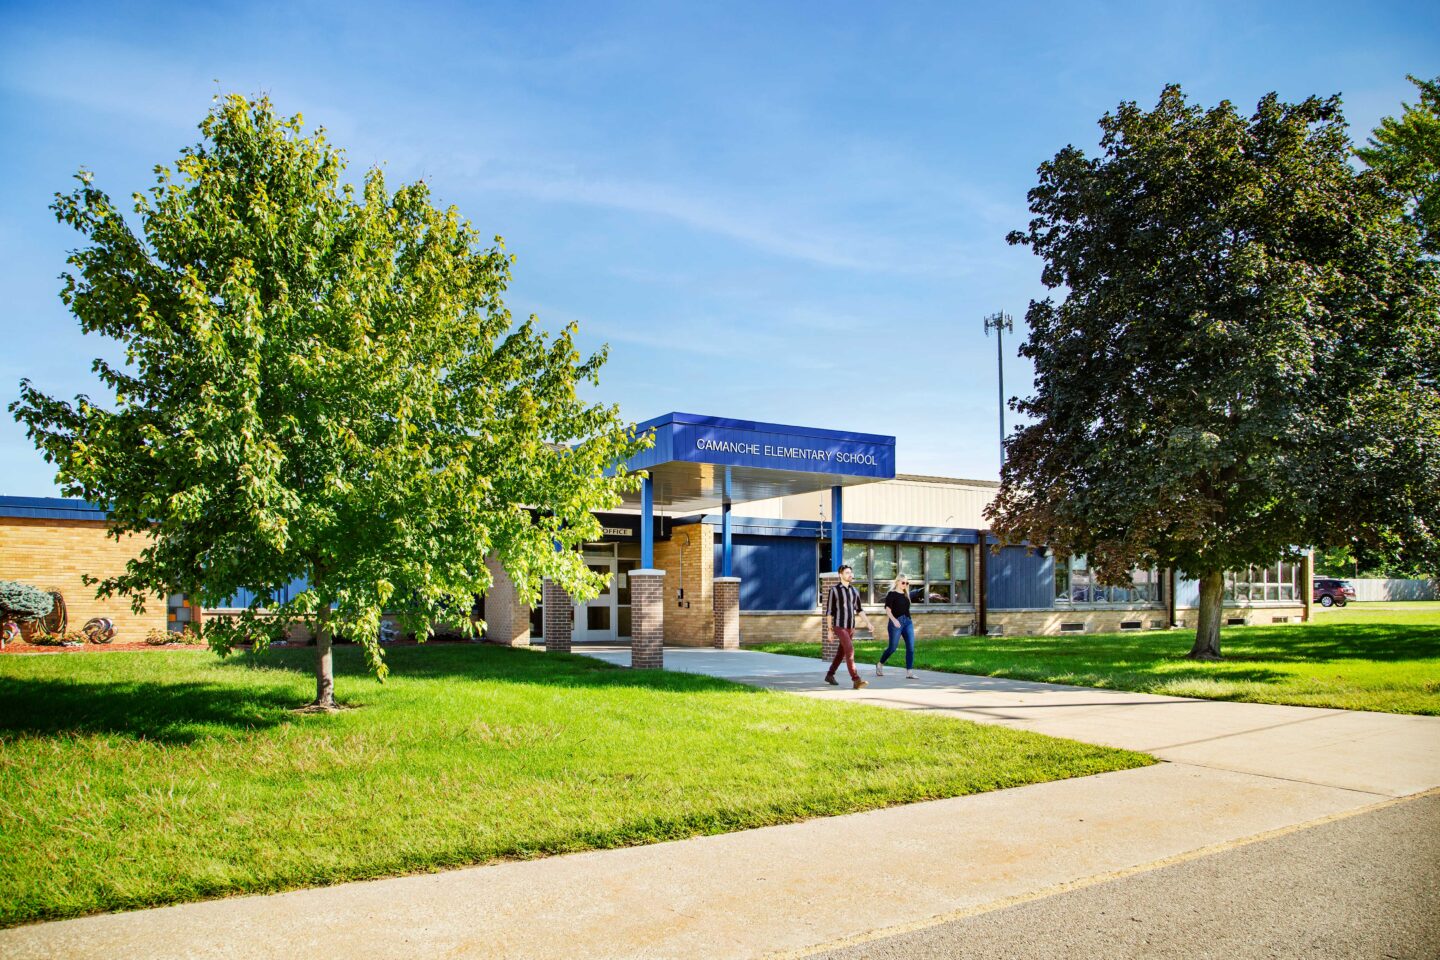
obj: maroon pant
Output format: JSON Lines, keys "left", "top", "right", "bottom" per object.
{"left": 827, "top": 626, "right": 860, "bottom": 681}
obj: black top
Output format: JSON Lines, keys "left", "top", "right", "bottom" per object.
{"left": 884, "top": 590, "right": 911, "bottom": 618}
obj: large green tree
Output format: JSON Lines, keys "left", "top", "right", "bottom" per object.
{"left": 12, "top": 95, "right": 647, "bottom": 706}
{"left": 988, "top": 85, "right": 1440, "bottom": 659}
{"left": 1357, "top": 74, "right": 1440, "bottom": 254}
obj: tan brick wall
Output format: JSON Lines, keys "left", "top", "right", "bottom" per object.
{"left": 1174, "top": 605, "right": 1306, "bottom": 628}
{"left": 987, "top": 605, "right": 1305, "bottom": 636}
{"left": 741, "top": 609, "right": 977, "bottom": 646}
{"left": 207, "top": 555, "right": 535, "bottom": 647}
{"left": 990, "top": 608, "right": 1171, "bottom": 636}
{"left": 483, "top": 555, "right": 533, "bottom": 646}
{"left": 1, "top": 517, "right": 167, "bottom": 640}
{"left": 740, "top": 604, "right": 1304, "bottom": 642}
{"left": 740, "top": 612, "right": 825, "bottom": 646}
{"left": 654, "top": 526, "right": 713, "bottom": 646}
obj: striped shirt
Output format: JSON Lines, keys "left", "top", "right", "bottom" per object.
{"left": 827, "top": 583, "right": 862, "bottom": 629}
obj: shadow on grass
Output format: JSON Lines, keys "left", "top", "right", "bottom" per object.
{"left": 0, "top": 676, "right": 298, "bottom": 744}
{"left": 1220, "top": 623, "right": 1440, "bottom": 662}
{"left": 940, "top": 622, "right": 1440, "bottom": 667}
{"left": 891, "top": 655, "right": 1294, "bottom": 688}
{"left": 0, "top": 646, "right": 769, "bottom": 745}
{"left": 218, "top": 643, "right": 769, "bottom": 696}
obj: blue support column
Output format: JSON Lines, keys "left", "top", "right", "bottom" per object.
{"left": 830, "top": 485, "right": 844, "bottom": 572}
{"left": 640, "top": 474, "right": 654, "bottom": 570}
{"left": 722, "top": 467, "right": 733, "bottom": 578}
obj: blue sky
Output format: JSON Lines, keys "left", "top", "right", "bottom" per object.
{"left": 1, "top": 0, "right": 1436, "bottom": 495}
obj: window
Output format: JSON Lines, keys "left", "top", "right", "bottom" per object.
{"left": 832, "top": 542, "right": 973, "bottom": 606}
{"left": 1054, "top": 555, "right": 1160, "bottom": 604}
{"left": 872, "top": 544, "right": 897, "bottom": 582}
{"left": 925, "top": 546, "right": 951, "bottom": 603}
{"left": 1224, "top": 563, "right": 1299, "bottom": 602}
{"left": 843, "top": 542, "right": 870, "bottom": 601}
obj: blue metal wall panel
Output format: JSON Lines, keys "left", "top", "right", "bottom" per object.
{"left": 714, "top": 535, "right": 817, "bottom": 611}
{"left": 218, "top": 575, "right": 311, "bottom": 609}
{"left": 622, "top": 419, "right": 676, "bottom": 472}
{"left": 0, "top": 495, "right": 109, "bottom": 521}
{"left": 987, "top": 546, "right": 1055, "bottom": 609}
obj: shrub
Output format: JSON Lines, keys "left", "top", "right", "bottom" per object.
{"left": 0, "top": 581, "right": 54, "bottom": 622}
{"left": 31, "top": 630, "right": 87, "bottom": 647}
{"left": 144, "top": 627, "right": 202, "bottom": 646}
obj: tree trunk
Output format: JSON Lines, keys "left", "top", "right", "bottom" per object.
{"left": 1188, "top": 570, "right": 1224, "bottom": 660}
{"left": 313, "top": 603, "right": 336, "bottom": 708}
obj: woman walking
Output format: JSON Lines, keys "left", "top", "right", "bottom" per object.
{"left": 877, "top": 576, "right": 918, "bottom": 679}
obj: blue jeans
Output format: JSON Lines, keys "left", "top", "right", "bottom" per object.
{"left": 882, "top": 615, "right": 915, "bottom": 670}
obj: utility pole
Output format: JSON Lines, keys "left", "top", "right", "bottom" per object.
{"left": 982, "top": 311, "right": 1013, "bottom": 468}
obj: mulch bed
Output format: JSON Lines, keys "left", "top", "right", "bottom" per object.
{"left": 0, "top": 641, "right": 209, "bottom": 655}
{"left": 1, "top": 638, "right": 490, "bottom": 655}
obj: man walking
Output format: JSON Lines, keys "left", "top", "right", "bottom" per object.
{"left": 825, "top": 564, "right": 872, "bottom": 690}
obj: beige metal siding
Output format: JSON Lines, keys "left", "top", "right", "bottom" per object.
{"left": 728, "top": 496, "right": 788, "bottom": 518}
{"left": 744, "top": 477, "right": 995, "bottom": 528}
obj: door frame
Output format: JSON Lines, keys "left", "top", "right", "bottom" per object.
{"left": 573, "top": 556, "right": 618, "bottom": 642}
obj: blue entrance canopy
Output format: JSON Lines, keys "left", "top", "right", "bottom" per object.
{"left": 619, "top": 412, "right": 896, "bottom": 513}
{"left": 618, "top": 412, "right": 896, "bottom": 572}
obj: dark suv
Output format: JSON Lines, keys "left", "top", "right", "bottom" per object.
{"left": 1312, "top": 578, "right": 1356, "bottom": 607}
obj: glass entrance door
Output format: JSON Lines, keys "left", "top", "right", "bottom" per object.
{"left": 573, "top": 557, "right": 617, "bottom": 642}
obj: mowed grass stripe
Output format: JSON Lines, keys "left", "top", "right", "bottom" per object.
{"left": 0, "top": 645, "right": 1151, "bottom": 927}
{"left": 751, "top": 604, "right": 1440, "bottom": 715}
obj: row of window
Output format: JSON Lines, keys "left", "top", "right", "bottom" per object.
{"left": 1224, "top": 563, "right": 1301, "bottom": 602}
{"left": 1053, "top": 556, "right": 1162, "bottom": 604}
{"left": 838, "top": 542, "right": 973, "bottom": 605}
{"left": 1052, "top": 556, "right": 1304, "bottom": 605}
{"left": 525, "top": 544, "right": 1304, "bottom": 637}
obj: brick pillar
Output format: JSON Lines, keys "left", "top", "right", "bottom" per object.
{"left": 976, "top": 536, "right": 988, "bottom": 637}
{"left": 713, "top": 577, "right": 741, "bottom": 649}
{"left": 819, "top": 572, "right": 841, "bottom": 662}
{"left": 542, "top": 579, "right": 572, "bottom": 653}
{"left": 630, "top": 569, "right": 665, "bottom": 669}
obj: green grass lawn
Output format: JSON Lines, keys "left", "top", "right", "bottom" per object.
{"left": 750, "top": 602, "right": 1440, "bottom": 715}
{"left": 0, "top": 645, "right": 1151, "bottom": 927}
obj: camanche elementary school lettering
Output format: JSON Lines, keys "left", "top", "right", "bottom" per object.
{"left": 696, "top": 437, "right": 879, "bottom": 466}
{"left": 0, "top": 412, "right": 1314, "bottom": 662}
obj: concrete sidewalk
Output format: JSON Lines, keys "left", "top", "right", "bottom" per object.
{"left": 582, "top": 648, "right": 1440, "bottom": 797}
{"left": 3, "top": 649, "right": 1436, "bottom": 960}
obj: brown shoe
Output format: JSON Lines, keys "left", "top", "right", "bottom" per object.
{"left": 824, "top": 674, "right": 839, "bottom": 686}
{"left": 853, "top": 679, "right": 868, "bottom": 690}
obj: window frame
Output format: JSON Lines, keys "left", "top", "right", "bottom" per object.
{"left": 833, "top": 541, "right": 974, "bottom": 607}
{"left": 1224, "top": 562, "right": 1299, "bottom": 603}
{"left": 1053, "top": 554, "right": 1162, "bottom": 605}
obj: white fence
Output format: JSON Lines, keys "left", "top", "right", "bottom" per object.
{"left": 1345, "top": 578, "right": 1439, "bottom": 602}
